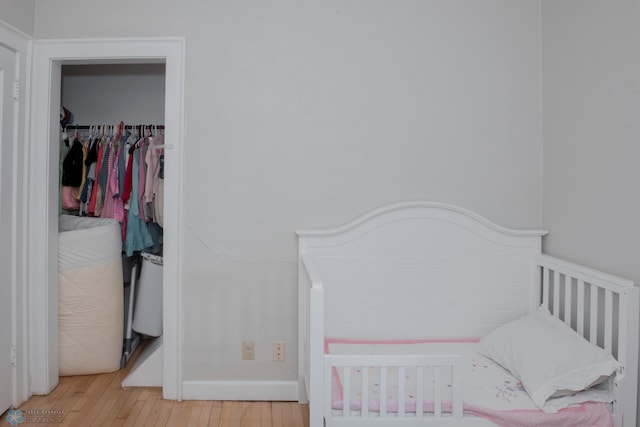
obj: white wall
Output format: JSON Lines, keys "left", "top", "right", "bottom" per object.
{"left": 0, "top": 0, "right": 35, "bottom": 36}
{"left": 541, "top": 1, "right": 640, "bottom": 285}
{"left": 541, "top": 4, "right": 640, "bottom": 424}
{"left": 61, "top": 64, "right": 165, "bottom": 125}
{"left": 34, "top": 1, "right": 543, "bottom": 384}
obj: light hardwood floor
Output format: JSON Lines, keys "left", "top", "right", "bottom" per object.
{"left": 3, "top": 345, "right": 309, "bottom": 427}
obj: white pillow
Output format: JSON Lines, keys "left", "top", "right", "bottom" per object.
{"left": 477, "top": 307, "right": 620, "bottom": 413}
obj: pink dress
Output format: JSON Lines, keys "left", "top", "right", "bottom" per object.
{"left": 101, "top": 144, "right": 125, "bottom": 223}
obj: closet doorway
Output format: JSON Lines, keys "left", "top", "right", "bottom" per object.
{"left": 28, "top": 39, "right": 185, "bottom": 400}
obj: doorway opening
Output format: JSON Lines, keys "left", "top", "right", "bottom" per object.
{"left": 28, "top": 38, "right": 185, "bottom": 400}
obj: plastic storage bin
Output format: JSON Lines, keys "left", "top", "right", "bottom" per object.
{"left": 132, "top": 252, "right": 163, "bottom": 337}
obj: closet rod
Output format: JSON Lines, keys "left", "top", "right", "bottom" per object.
{"left": 65, "top": 125, "right": 165, "bottom": 130}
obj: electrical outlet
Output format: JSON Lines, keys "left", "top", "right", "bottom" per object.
{"left": 273, "top": 341, "right": 285, "bottom": 361}
{"left": 242, "top": 341, "right": 254, "bottom": 360}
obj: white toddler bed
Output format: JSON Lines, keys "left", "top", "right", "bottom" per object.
{"left": 296, "top": 201, "right": 639, "bottom": 427}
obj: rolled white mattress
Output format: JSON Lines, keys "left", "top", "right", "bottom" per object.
{"left": 58, "top": 215, "right": 124, "bottom": 376}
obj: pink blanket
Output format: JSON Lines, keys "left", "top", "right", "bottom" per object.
{"left": 326, "top": 338, "right": 612, "bottom": 427}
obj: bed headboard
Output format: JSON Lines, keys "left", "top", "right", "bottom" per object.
{"left": 297, "top": 201, "right": 548, "bottom": 340}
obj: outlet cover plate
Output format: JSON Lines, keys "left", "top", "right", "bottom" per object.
{"left": 273, "top": 341, "right": 285, "bottom": 361}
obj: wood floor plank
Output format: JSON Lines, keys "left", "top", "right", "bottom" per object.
{"left": 132, "top": 393, "right": 161, "bottom": 427}
{"left": 290, "top": 402, "right": 305, "bottom": 427}
{"left": 280, "top": 402, "right": 294, "bottom": 427}
{"left": 151, "top": 396, "right": 176, "bottom": 426}
{"left": 260, "top": 401, "right": 271, "bottom": 427}
{"left": 85, "top": 376, "right": 128, "bottom": 426}
{"left": 115, "top": 388, "right": 148, "bottom": 421}
{"left": 104, "top": 387, "right": 138, "bottom": 424}
{"left": 240, "top": 401, "right": 259, "bottom": 427}
{"left": 208, "top": 400, "right": 224, "bottom": 426}
{"left": 185, "top": 400, "right": 205, "bottom": 426}
{"left": 193, "top": 400, "right": 214, "bottom": 426}
{"left": 141, "top": 394, "right": 167, "bottom": 426}
{"left": 123, "top": 398, "right": 148, "bottom": 427}
{"left": 59, "top": 410, "right": 81, "bottom": 426}
{"left": 271, "top": 402, "right": 284, "bottom": 427}
{"left": 300, "top": 403, "right": 309, "bottom": 427}
{"left": 166, "top": 399, "right": 197, "bottom": 426}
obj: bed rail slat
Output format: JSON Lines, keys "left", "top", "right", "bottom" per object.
{"left": 434, "top": 366, "right": 442, "bottom": 418}
{"left": 577, "top": 279, "right": 585, "bottom": 336}
{"left": 361, "top": 368, "right": 369, "bottom": 416}
{"left": 590, "top": 284, "right": 598, "bottom": 345}
{"left": 380, "top": 367, "right": 387, "bottom": 417}
{"left": 605, "top": 290, "right": 613, "bottom": 353}
{"left": 398, "top": 367, "right": 406, "bottom": 418}
{"left": 343, "top": 367, "right": 351, "bottom": 417}
{"left": 564, "top": 274, "right": 572, "bottom": 326}
{"left": 542, "top": 266, "right": 550, "bottom": 307}
{"left": 617, "top": 293, "right": 628, "bottom": 366}
{"left": 553, "top": 270, "right": 561, "bottom": 316}
{"left": 453, "top": 363, "right": 463, "bottom": 418}
{"left": 416, "top": 366, "right": 424, "bottom": 418}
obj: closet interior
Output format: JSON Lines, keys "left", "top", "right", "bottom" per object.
{"left": 58, "top": 63, "right": 167, "bottom": 386}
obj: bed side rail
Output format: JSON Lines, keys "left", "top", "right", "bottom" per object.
{"left": 533, "top": 254, "right": 639, "bottom": 427}
{"left": 324, "top": 354, "right": 463, "bottom": 426}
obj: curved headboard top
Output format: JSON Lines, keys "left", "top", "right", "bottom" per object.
{"left": 297, "top": 200, "right": 547, "bottom": 245}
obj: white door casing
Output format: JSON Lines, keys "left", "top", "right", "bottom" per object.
{"left": 0, "top": 41, "right": 17, "bottom": 416}
{"left": 0, "top": 21, "right": 31, "bottom": 410}
{"left": 29, "top": 38, "right": 185, "bottom": 399}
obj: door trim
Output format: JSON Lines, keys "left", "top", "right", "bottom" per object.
{"left": 28, "top": 38, "right": 185, "bottom": 399}
{"left": 0, "top": 19, "right": 31, "bottom": 409}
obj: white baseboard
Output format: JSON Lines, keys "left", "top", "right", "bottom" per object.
{"left": 181, "top": 380, "right": 299, "bottom": 401}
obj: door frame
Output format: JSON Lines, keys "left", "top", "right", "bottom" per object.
{"left": 28, "top": 38, "right": 185, "bottom": 399}
{"left": 0, "top": 20, "right": 31, "bottom": 409}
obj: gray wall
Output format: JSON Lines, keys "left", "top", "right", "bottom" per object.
{"left": 541, "top": 1, "right": 640, "bottom": 285}
{"left": 34, "top": 1, "right": 543, "bottom": 382}
{"left": 0, "top": 0, "right": 35, "bottom": 36}
{"left": 541, "top": 3, "right": 640, "bottom": 424}
{"left": 61, "top": 64, "right": 166, "bottom": 125}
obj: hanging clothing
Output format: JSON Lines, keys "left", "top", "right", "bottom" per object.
{"left": 122, "top": 147, "right": 135, "bottom": 205}
{"left": 59, "top": 123, "right": 164, "bottom": 256}
{"left": 118, "top": 132, "right": 129, "bottom": 196}
{"left": 88, "top": 140, "right": 104, "bottom": 216}
{"left": 154, "top": 178, "right": 164, "bottom": 228}
{"left": 80, "top": 138, "right": 98, "bottom": 204}
{"left": 101, "top": 143, "right": 125, "bottom": 223}
{"left": 145, "top": 135, "right": 162, "bottom": 204}
{"left": 58, "top": 137, "right": 70, "bottom": 215}
{"left": 61, "top": 137, "right": 84, "bottom": 187}
{"left": 137, "top": 140, "right": 148, "bottom": 221}
{"left": 154, "top": 153, "right": 164, "bottom": 227}
{"left": 124, "top": 148, "right": 154, "bottom": 256}
{"left": 61, "top": 136, "right": 83, "bottom": 211}
{"left": 95, "top": 138, "right": 111, "bottom": 217}
{"left": 76, "top": 141, "right": 89, "bottom": 203}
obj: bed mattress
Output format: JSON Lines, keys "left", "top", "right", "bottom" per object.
{"left": 326, "top": 339, "right": 613, "bottom": 427}
{"left": 58, "top": 215, "right": 124, "bottom": 376}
